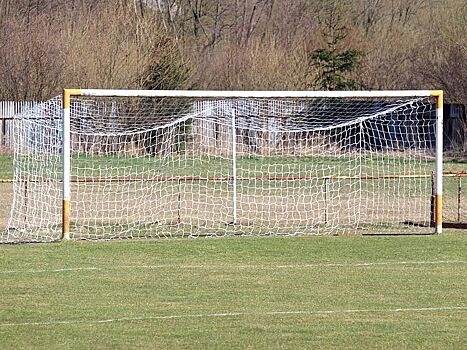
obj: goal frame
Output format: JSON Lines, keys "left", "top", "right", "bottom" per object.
{"left": 61, "top": 89, "right": 444, "bottom": 240}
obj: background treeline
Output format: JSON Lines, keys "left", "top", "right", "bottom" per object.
{"left": 0, "top": 0, "right": 465, "bottom": 107}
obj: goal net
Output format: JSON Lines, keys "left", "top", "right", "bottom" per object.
{"left": 2, "top": 90, "right": 442, "bottom": 242}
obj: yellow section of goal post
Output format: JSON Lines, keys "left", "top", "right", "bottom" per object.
{"left": 62, "top": 89, "right": 81, "bottom": 240}
{"left": 63, "top": 89, "right": 81, "bottom": 109}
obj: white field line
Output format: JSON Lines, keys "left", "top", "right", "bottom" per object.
{"left": 0, "top": 260, "right": 465, "bottom": 275}
{"left": 1, "top": 306, "right": 466, "bottom": 327}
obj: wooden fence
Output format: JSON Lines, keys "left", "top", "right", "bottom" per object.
{"left": 0, "top": 101, "right": 39, "bottom": 152}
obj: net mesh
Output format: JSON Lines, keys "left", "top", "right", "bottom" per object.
{"left": 2, "top": 94, "right": 437, "bottom": 242}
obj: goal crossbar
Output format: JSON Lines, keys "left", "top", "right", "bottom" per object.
{"left": 59, "top": 89, "right": 444, "bottom": 240}
{"left": 74, "top": 89, "right": 440, "bottom": 99}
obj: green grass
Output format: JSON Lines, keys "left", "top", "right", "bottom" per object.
{"left": 1, "top": 154, "right": 466, "bottom": 180}
{"left": 1, "top": 233, "right": 466, "bottom": 349}
{"left": 51, "top": 154, "right": 467, "bottom": 178}
{"left": 0, "top": 156, "right": 13, "bottom": 179}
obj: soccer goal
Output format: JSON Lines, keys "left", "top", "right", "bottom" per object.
{"left": 2, "top": 90, "right": 443, "bottom": 242}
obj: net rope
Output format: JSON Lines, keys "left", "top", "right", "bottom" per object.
{"left": 2, "top": 95, "right": 436, "bottom": 242}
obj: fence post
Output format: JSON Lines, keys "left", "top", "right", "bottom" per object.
{"left": 458, "top": 176, "right": 462, "bottom": 223}
{"left": 324, "top": 177, "right": 328, "bottom": 225}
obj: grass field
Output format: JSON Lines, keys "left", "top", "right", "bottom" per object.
{"left": 2, "top": 154, "right": 467, "bottom": 180}
{"left": 0, "top": 233, "right": 466, "bottom": 349}
{"left": 0, "top": 154, "right": 466, "bottom": 347}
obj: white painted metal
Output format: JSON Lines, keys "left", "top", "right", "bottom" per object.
{"left": 436, "top": 103, "right": 444, "bottom": 234}
{"left": 231, "top": 103, "right": 237, "bottom": 225}
{"left": 80, "top": 89, "right": 433, "bottom": 99}
{"left": 62, "top": 108, "right": 71, "bottom": 201}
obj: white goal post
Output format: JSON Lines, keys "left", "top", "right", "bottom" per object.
{"left": 3, "top": 89, "right": 443, "bottom": 242}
